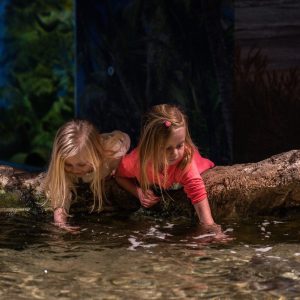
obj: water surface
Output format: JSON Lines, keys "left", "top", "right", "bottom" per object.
{"left": 1, "top": 212, "right": 300, "bottom": 299}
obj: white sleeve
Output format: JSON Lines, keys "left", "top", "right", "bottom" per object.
{"left": 102, "top": 130, "right": 131, "bottom": 158}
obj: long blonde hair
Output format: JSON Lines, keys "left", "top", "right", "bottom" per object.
{"left": 138, "top": 104, "right": 196, "bottom": 192}
{"left": 43, "top": 119, "right": 109, "bottom": 212}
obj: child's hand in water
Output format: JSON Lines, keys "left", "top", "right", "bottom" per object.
{"left": 198, "top": 223, "right": 233, "bottom": 241}
{"left": 53, "top": 207, "right": 80, "bottom": 233}
{"left": 200, "top": 223, "right": 223, "bottom": 235}
{"left": 137, "top": 187, "right": 160, "bottom": 208}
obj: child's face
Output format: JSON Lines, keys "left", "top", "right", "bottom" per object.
{"left": 165, "top": 126, "right": 186, "bottom": 165}
{"left": 64, "top": 151, "right": 93, "bottom": 177}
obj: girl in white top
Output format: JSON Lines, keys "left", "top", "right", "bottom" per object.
{"left": 43, "top": 119, "right": 130, "bottom": 230}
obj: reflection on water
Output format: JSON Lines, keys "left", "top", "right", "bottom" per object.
{"left": 0, "top": 212, "right": 300, "bottom": 299}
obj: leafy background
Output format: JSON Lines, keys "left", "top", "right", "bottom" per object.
{"left": 0, "top": 0, "right": 74, "bottom": 169}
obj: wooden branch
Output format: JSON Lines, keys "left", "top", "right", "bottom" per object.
{"left": 205, "top": 150, "right": 300, "bottom": 218}
{"left": 1, "top": 150, "right": 300, "bottom": 218}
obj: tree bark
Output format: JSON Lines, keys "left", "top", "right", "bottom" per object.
{"left": 1, "top": 150, "right": 300, "bottom": 218}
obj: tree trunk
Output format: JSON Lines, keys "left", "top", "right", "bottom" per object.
{"left": 1, "top": 150, "right": 300, "bottom": 218}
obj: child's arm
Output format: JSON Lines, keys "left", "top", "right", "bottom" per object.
{"left": 115, "top": 176, "right": 160, "bottom": 208}
{"left": 181, "top": 172, "right": 214, "bottom": 225}
{"left": 194, "top": 199, "right": 226, "bottom": 237}
{"left": 193, "top": 197, "right": 215, "bottom": 225}
{"left": 115, "top": 148, "right": 160, "bottom": 208}
{"left": 54, "top": 207, "right": 68, "bottom": 226}
{"left": 180, "top": 165, "right": 225, "bottom": 235}
{"left": 52, "top": 193, "right": 79, "bottom": 232}
{"left": 52, "top": 194, "right": 71, "bottom": 226}
{"left": 53, "top": 207, "right": 80, "bottom": 232}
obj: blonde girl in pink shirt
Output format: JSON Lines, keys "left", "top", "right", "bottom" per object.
{"left": 116, "top": 104, "right": 222, "bottom": 234}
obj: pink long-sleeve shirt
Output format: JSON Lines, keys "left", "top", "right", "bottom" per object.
{"left": 117, "top": 148, "right": 214, "bottom": 204}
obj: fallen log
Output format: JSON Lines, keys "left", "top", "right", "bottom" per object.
{"left": 1, "top": 150, "right": 300, "bottom": 218}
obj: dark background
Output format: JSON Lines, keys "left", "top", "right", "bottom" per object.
{"left": 234, "top": 0, "right": 300, "bottom": 163}
{"left": 0, "top": 0, "right": 299, "bottom": 169}
{"left": 76, "top": 0, "right": 233, "bottom": 165}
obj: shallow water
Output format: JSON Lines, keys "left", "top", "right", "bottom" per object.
{"left": 0, "top": 212, "right": 300, "bottom": 299}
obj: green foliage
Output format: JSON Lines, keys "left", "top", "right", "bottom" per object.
{"left": 0, "top": 0, "right": 74, "bottom": 167}
{"left": 0, "top": 191, "right": 26, "bottom": 208}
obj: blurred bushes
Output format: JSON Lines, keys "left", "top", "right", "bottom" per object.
{"left": 0, "top": 0, "right": 74, "bottom": 167}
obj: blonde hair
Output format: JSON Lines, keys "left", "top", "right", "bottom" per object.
{"left": 43, "top": 119, "right": 109, "bottom": 212}
{"left": 138, "top": 104, "right": 195, "bottom": 192}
